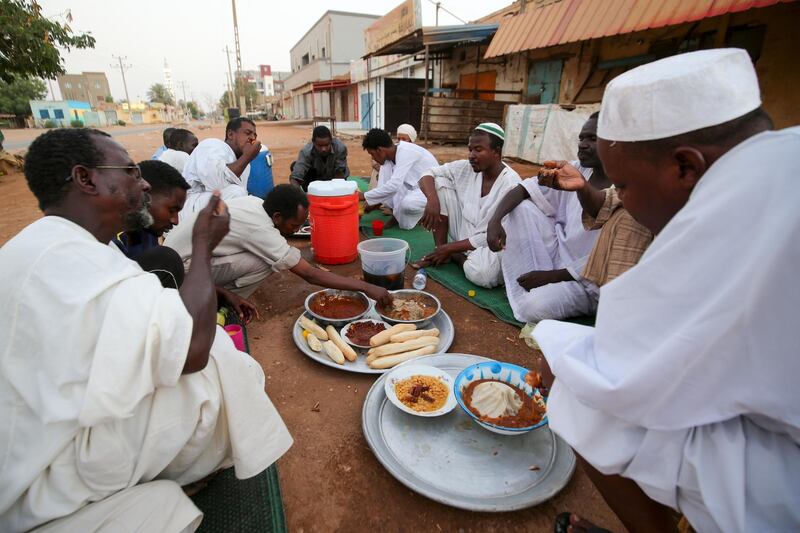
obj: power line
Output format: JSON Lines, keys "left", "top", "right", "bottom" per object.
{"left": 425, "top": 0, "right": 466, "bottom": 24}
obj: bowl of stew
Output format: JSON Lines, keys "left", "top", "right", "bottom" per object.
{"left": 453, "top": 361, "right": 548, "bottom": 436}
{"left": 304, "top": 289, "right": 371, "bottom": 326}
{"left": 375, "top": 289, "right": 441, "bottom": 325}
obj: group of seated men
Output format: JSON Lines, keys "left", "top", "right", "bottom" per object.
{"left": 0, "top": 48, "right": 796, "bottom": 532}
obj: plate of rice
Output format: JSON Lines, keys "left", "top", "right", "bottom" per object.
{"left": 384, "top": 364, "right": 457, "bottom": 417}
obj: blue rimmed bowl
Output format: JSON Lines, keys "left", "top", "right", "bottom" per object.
{"left": 453, "top": 361, "right": 548, "bottom": 436}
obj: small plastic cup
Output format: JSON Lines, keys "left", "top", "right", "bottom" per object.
{"left": 372, "top": 220, "right": 385, "bottom": 236}
{"left": 224, "top": 324, "right": 246, "bottom": 352}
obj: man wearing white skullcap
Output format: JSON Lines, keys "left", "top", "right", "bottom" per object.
{"left": 396, "top": 124, "right": 417, "bottom": 143}
{"left": 533, "top": 49, "right": 800, "bottom": 533}
{"left": 416, "top": 123, "right": 521, "bottom": 288}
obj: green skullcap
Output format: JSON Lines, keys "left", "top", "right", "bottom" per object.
{"left": 474, "top": 122, "right": 505, "bottom": 141}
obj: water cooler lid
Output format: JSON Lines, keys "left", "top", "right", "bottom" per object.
{"left": 307, "top": 179, "right": 358, "bottom": 197}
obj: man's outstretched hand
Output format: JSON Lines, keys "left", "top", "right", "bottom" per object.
{"left": 539, "top": 160, "right": 586, "bottom": 192}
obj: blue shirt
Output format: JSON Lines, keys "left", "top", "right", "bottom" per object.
{"left": 151, "top": 145, "right": 167, "bottom": 160}
{"left": 112, "top": 229, "right": 159, "bottom": 259}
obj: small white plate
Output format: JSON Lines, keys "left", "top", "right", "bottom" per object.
{"left": 340, "top": 319, "right": 391, "bottom": 349}
{"left": 384, "top": 364, "right": 457, "bottom": 417}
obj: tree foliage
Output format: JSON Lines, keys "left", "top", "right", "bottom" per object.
{"left": 0, "top": 76, "right": 47, "bottom": 115}
{"left": 185, "top": 101, "right": 201, "bottom": 119}
{"left": 0, "top": 0, "right": 96, "bottom": 83}
{"left": 147, "top": 83, "right": 174, "bottom": 106}
{"left": 218, "top": 78, "right": 259, "bottom": 110}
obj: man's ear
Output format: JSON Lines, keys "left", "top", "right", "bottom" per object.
{"left": 71, "top": 166, "right": 100, "bottom": 196}
{"left": 672, "top": 146, "right": 707, "bottom": 191}
{"left": 271, "top": 212, "right": 282, "bottom": 226}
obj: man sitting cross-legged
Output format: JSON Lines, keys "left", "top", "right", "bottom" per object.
{"left": 415, "top": 123, "right": 521, "bottom": 288}
{"left": 113, "top": 159, "right": 258, "bottom": 322}
{"left": 165, "top": 184, "right": 391, "bottom": 305}
{"left": 0, "top": 128, "right": 292, "bottom": 532}
{"left": 486, "top": 113, "right": 611, "bottom": 321}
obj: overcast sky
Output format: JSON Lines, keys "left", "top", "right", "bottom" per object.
{"left": 39, "top": 0, "right": 512, "bottom": 111}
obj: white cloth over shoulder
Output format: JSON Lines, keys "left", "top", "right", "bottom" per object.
{"left": 502, "top": 162, "right": 600, "bottom": 322}
{"left": 429, "top": 160, "right": 521, "bottom": 288}
{"left": 181, "top": 138, "right": 249, "bottom": 219}
{"left": 364, "top": 141, "right": 437, "bottom": 229}
{"left": 0, "top": 217, "right": 292, "bottom": 532}
{"left": 158, "top": 148, "right": 190, "bottom": 175}
{"left": 533, "top": 128, "right": 800, "bottom": 532}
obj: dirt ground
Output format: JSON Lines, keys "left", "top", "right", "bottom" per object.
{"left": 0, "top": 123, "right": 624, "bottom": 532}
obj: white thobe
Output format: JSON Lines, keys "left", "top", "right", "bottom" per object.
{"left": 166, "top": 196, "right": 302, "bottom": 298}
{"left": 364, "top": 141, "right": 437, "bottom": 229}
{"left": 429, "top": 160, "right": 521, "bottom": 288}
{"left": 158, "top": 148, "right": 190, "bottom": 175}
{"left": 0, "top": 216, "right": 292, "bottom": 533}
{"left": 502, "top": 162, "right": 600, "bottom": 322}
{"left": 180, "top": 138, "right": 250, "bottom": 220}
{"left": 533, "top": 127, "right": 800, "bottom": 532}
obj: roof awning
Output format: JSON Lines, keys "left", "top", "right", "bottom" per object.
{"left": 312, "top": 79, "right": 351, "bottom": 92}
{"left": 366, "top": 23, "right": 500, "bottom": 57}
{"left": 485, "top": 0, "right": 792, "bottom": 58}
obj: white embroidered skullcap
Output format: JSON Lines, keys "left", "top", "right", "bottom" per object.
{"left": 474, "top": 122, "right": 505, "bottom": 141}
{"left": 598, "top": 48, "right": 761, "bottom": 142}
{"left": 396, "top": 124, "right": 417, "bottom": 143}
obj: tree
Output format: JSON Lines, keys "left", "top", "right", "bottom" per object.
{"left": 185, "top": 101, "right": 200, "bottom": 119}
{"left": 0, "top": 76, "right": 47, "bottom": 115}
{"left": 218, "top": 78, "right": 258, "bottom": 110}
{"left": 147, "top": 83, "right": 174, "bottom": 106}
{"left": 0, "top": 1, "right": 95, "bottom": 83}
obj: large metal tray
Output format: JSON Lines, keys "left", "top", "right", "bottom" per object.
{"left": 293, "top": 306, "right": 454, "bottom": 374}
{"left": 362, "top": 353, "right": 576, "bottom": 511}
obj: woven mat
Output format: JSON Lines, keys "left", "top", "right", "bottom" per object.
{"left": 191, "top": 466, "right": 287, "bottom": 533}
{"left": 349, "top": 176, "right": 595, "bottom": 328}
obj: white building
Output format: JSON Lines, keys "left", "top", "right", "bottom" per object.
{"left": 163, "top": 59, "right": 176, "bottom": 102}
{"left": 283, "top": 10, "right": 380, "bottom": 119}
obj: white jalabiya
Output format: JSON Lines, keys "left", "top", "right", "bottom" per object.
{"left": 158, "top": 148, "right": 190, "bottom": 174}
{"left": 501, "top": 162, "right": 600, "bottom": 322}
{"left": 180, "top": 138, "right": 249, "bottom": 220}
{"left": 429, "top": 160, "right": 521, "bottom": 288}
{"left": 0, "top": 216, "right": 292, "bottom": 533}
{"left": 364, "top": 141, "right": 437, "bottom": 229}
{"left": 533, "top": 128, "right": 800, "bottom": 532}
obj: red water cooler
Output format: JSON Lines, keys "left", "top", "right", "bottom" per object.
{"left": 307, "top": 179, "right": 360, "bottom": 264}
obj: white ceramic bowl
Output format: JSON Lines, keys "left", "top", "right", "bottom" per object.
{"left": 454, "top": 361, "right": 548, "bottom": 436}
{"left": 340, "top": 319, "right": 391, "bottom": 349}
{"left": 384, "top": 364, "right": 457, "bottom": 417}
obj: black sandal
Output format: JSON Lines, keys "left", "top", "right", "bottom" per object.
{"left": 554, "top": 512, "right": 613, "bottom": 533}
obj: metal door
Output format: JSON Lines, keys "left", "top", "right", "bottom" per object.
{"left": 527, "top": 59, "right": 563, "bottom": 104}
{"left": 360, "top": 92, "right": 373, "bottom": 130}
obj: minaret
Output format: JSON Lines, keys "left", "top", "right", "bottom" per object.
{"left": 163, "top": 59, "right": 176, "bottom": 102}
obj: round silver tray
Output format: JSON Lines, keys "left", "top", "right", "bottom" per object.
{"left": 362, "top": 353, "right": 576, "bottom": 511}
{"left": 293, "top": 306, "right": 454, "bottom": 374}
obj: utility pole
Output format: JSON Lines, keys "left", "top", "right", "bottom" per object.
{"left": 178, "top": 81, "right": 189, "bottom": 104}
{"left": 435, "top": 2, "right": 441, "bottom": 25}
{"left": 223, "top": 47, "right": 236, "bottom": 109}
{"left": 231, "top": 0, "right": 246, "bottom": 113}
{"left": 111, "top": 55, "right": 132, "bottom": 109}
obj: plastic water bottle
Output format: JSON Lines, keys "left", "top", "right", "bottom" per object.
{"left": 413, "top": 268, "right": 427, "bottom": 290}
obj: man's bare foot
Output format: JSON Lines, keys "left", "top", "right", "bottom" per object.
{"left": 383, "top": 216, "right": 398, "bottom": 229}
{"left": 182, "top": 471, "right": 220, "bottom": 497}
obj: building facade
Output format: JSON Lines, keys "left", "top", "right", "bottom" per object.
{"left": 284, "top": 10, "right": 380, "bottom": 119}
{"left": 57, "top": 72, "right": 112, "bottom": 106}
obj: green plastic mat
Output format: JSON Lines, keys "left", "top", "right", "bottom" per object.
{"left": 349, "top": 175, "right": 595, "bottom": 328}
{"left": 191, "top": 465, "right": 287, "bottom": 533}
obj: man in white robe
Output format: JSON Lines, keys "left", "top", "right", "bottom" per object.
{"left": 0, "top": 128, "right": 292, "bottom": 532}
{"left": 180, "top": 117, "right": 262, "bottom": 220}
{"left": 359, "top": 129, "right": 437, "bottom": 229}
{"left": 532, "top": 49, "right": 800, "bottom": 532}
{"left": 158, "top": 127, "right": 198, "bottom": 175}
{"left": 486, "top": 113, "right": 611, "bottom": 322}
{"left": 417, "top": 123, "right": 521, "bottom": 288}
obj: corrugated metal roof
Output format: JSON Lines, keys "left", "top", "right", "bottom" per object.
{"left": 485, "top": 0, "right": 793, "bottom": 58}
{"left": 365, "top": 23, "right": 499, "bottom": 57}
